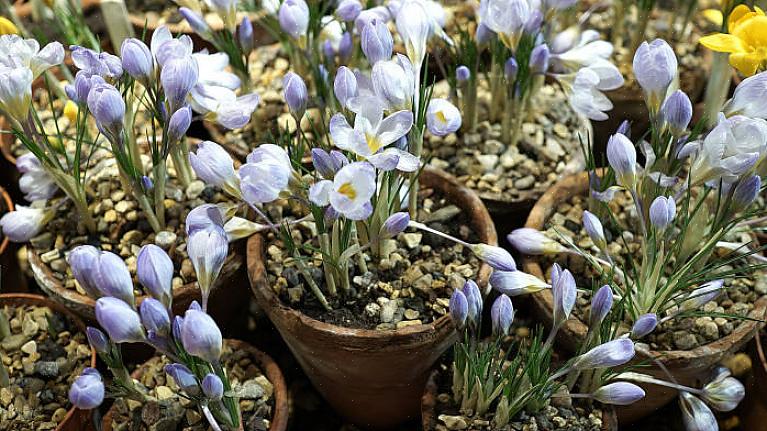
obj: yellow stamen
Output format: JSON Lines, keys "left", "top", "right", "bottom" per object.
{"left": 366, "top": 133, "right": 382, "bottom": 153}
{"left": 436, "top": 110, "right": 447, "bottom": 124}
{"left": 338, "top": 182, "right": 357, "bottom": 200}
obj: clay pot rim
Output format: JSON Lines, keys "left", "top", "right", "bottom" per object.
{"left": 127, "top": 9, "right": 269, "bottom": 37}
{"left": 12, "top": 0, "right": 100, "bottom": 18}
{"left": 0, "top": 293, "right": 98, "bottom": 431}
{"left": 246, "top": 166, "right": 497, "bottom": 345}
{"left": 0, "top": 185, "right": 13, "bottom": 255}
{"left": 521, "top": 171, "right": 767, "bottom": 364}
{"left": 420, "top": 368, "right": 619, "bottom": 431}
{"left": 102, "top": 338, "right": 289, "bottom": 431}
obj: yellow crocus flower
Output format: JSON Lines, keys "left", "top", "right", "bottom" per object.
{"left": 64, "top": 100, "right": 79, "bottom": 124}
{"left": 0, "top": 17, "right": 18, "bottom": 35}
{"left": 699, "top": 5, "right": 767, "bottom": 76}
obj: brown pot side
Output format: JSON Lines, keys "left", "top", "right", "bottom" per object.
{"left": 0, "top": 293, "right": 98, "bottom": 431}
{"left": 0, "top": 185, "right": 13, "bottom": 256}
{"left": 420, "top": 369, "right": 619, "bottom": 431}
{"left": 101, "top": 339, "right": 288, "bottom": 431}
{"left": 740, "top": 331, "right": 767, "bottom": 429}
{"left": 246, "top": 167, "right": 497, "bottom": 429}
{"left": 521, "top": 171, "right": 767, "bottom": 423}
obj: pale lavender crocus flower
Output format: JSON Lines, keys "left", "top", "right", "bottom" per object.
{"left": 16, "top": 153, "right": 58, "bottom": 201}
{"left": 0, "top": 205, "right": 51, "bottom": 242}
{"left": 309, "top": 162, "right": 376, "bottom": 220}
{"left": 136, "top": 244, "right": 174, "bottom": 307}
{"left": 632, "top": 39, "right": 677, "bottom": 113}
{"left": 68, "top": 368, "right": 104, "bottom": 409}
{"left": 238, "top": 144, "right": 293, "bottom": 205}
{"left": 361, "top": 18, "right": 393, "bottom": 65}
{"left": 449, "top": 289, "right": 469, "bottom": 329}
{"left": 491, "top": 294, "right": 514, "bottom": 336}
{"left": 490, "top": 270, "right": 551, "bottom": 296}
{"left": 426, "top": 98, "right": 462, "bottom": 136}
{"left": 279, "top": 0, "right": 310, "bottom": 41}
{"left": 572, "top": 338, "right": 635, "bottom": 370}
{"left": 181, "top": 308, "right": 223, "bottom": 363}
{"left": 95, "top": 297, "right": 145, "bottom": 343}
{"left": 189, "top": 141, "right": 241, "bottom": 197}
{"left": 592, "top": 382, "right": 645, "bottom": 405}
{"left": 186, "top": 220, "right": 229, "bottom": 310}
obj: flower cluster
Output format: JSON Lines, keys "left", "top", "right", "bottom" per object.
{"left": 66, "top": 206, "right": 240, "bottom": 430}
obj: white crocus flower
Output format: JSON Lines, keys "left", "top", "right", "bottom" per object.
{"left": 0, "top": 66, "right": 33, "bottom": 123}
{"left": 479, "top": 0, "right": 531, "bottom": 50}
{"left": 369, "top": 54, "right": 416, "bottom": 112}
{"left": 396, "top": 0, "right": 433, "bottom": 69}
{"left": 0, "top": 35, "right": 64, "bottom": 78}
{"left": 723, "top": 71, "right": 767, "bottom": 119}
{"left": 193, "top": 52, "right": 241, "bottom": 90}
{"left": 550, "top": 30, "right": 614, "bottom": 71}
{"left": 558, "top": 66, "right": 618, "bottom": 121}
{"left": 150, "top": 26, "right": 194, "bottom": 68}
{"left": 238, "top": 144, "right": 293, "bottom": 205}
{"left": 189, "top": 85, "right": 260, "bottom": 130}
{"left": 0, "top": 205, "right": 54, "bottom": 242}
{"left": 17, "top": 153, "right": 58, "bottom": 202}
{"left": 329, "top": 104, "right": 414, "bottom": 158}
{"left": 310, "top": 162, "right": 376, "bottom": 220}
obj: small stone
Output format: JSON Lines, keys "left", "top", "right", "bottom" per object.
{"left": 52, "top": 407, "right": 67, "bottom": 423}
{"left": 20, "top": 340, "right": 36, "bottom": 355}
{"left": 380, "top": 300, "right": 398, "bottom": 323}
{"left": 364, "top": 302, "right": 381, "bottom": 318}
{"left": 426, "top": 205, "right": 461, "bottom": 223}
{"left": 673, "top": 331, "right": 698, "bottom": 350}
{"left": 104, "top": 209, "right": 118, "bottom": 223}
{"left": 186, "top": 180, "right": 206, "bottom": 199}
{"left": 404, "top": 309, "right": 420, "bottom": 320}
{"left": 476, "top": 154, "right": 499, "bottom": 172}
{"left": 396, "top": 320, "right": 421, "bottom": 329}
{"left": 155, "top": 386, "right": 174, "bottom": 400}
{"left": 30, "top": 232, "right": 54, "bottom": 250}
{"left": 722, "top": 353, "right": 752, "bottom": 377}
{"left": 115, "top": 200, "right": 132, "bottom": 213}
{"left": 34, "top": 361, "right": 59, "bottom": 378}
{"left": 238, "top": 380, "right": 265, "bottom": 399}
{"left": 401, "top": 233, "right": 422, "bottom": 249}
{"left": 22, "top": 318, "right": 39, "bottom": 337}
{"left": 287, "top": 287, "right": 303, "bottom": 303}
{"left": 412, "top": 274, "right": 434, "bottom": 291}
{"left": 438, "top": 414, "right": 468, "bottom": 430}
{"left": 0, "top": 334, "right": 26, "bottom": 351}
{"left": 154, "top": 231, "right": 177, "bottom": 249}
{"left": 514, "top": 175, "right": 535, "bottom": 190}
{"left": 0, "top": 388, "right": 12, "bottom": 406}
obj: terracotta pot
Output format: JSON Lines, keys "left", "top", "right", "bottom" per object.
{"left": 521, "top": 171, "right": 767, "bottom": 424}
{"left": 246, "top": 167, "right": 497, "bottom": 429}
{"left": 420, "top": 369, "right": 619, "bottom": 431}
{"left": 0, "top": 293, "right": 98, "bottom": 431}
{"left": 12, "top": 0, "right": 100, "bottom": 19}
{"left": 740, "top": 330, "right": 767, "bottom": 428}
{"left": 102, "top": 339, "right": 289, "bottom": 431}
{"left": 28, "top": 243, "right": 247, "bottom": 330}
{"left": 0, "top": 185, "right": 28, "bottom": 293}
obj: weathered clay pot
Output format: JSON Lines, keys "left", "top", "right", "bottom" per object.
{"left": 420, "top": 369, "right": 619, "bottom": 431}
{"left": 0, "top": 293, "right": 98, "bottom": 431}
{"left": 0, "top": 185, "right": 28, "bottom": 293}
{"left": 101, "top": 339, "right": 289, "bottom": 431}
{"left": 246, "top": 167, "right": 497, "bottom": 429}
{"left": 741, "top": 330, "right": 767, "bottom": 428}
{"left": 521, "top": 171, "right": 767, "bottom": 424}
{"left": 28, "top": 243, "right": 247, "bottom": 331}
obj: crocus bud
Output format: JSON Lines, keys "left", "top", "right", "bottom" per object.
{"left": 0, "top": 205, "right": 51, "bottom": 243}
{"left": 120, "top": 38, "right": 153, "bottom": 81}
{"left": 95, "top": 251, "right": 136, "bottom": 306}
{"left": 395, "top": 0, "right": 431, "bottom": 67}
{"left": 172, "top": 315, "right": 184, "bottom": 340}
{"left": 680, "top": 392, "right": 717, "bottom": 431}
{"left": 472, "top": 244, "right": 517, "bottom": 271}
{"left": 87, "top": 83, "right": 125, "bottom": 139}
{"left": 680, "top": 280, "right": 723, "bottom": 311}
{"left": 95, "top": 297, "right": 145, "bottom": 343}
{"left": 67, "top": 245, "right": 101, "bottom": 298}
{"left": 463, "top": 280, "right": 483, "bottom": 326}
{"left": 660, "top": 90, "right": 692, "bottom": 136}
{"left": 449, "top": 289, "right": 469, "bottom": 329}
{"left": 551, "top": 265, "right": 576, "bottom": 325}
{"left": 333, "top": 65, "right": 357, "bottom": 109}
{"left": 69, "top": 368, "right": 104, "bottom": 409}
{"left": 426, "top": 99, "right": 462, "bottom": 136}
{"left": 181, "top": 309, "right": 223, "bottom": 363}
{"left": 489, "top": 270, "right": 550, "bottom": 296}
{"left": 0, "top": 67, "right": 32, "bottom": 123}
{"left": 202, "top": 373, "right": 224, "bottom": 400}
{"left": 338, "top": 31, "right": 353, "bottom": 61}
{"left": 187, "top": 224, "right": 229, "bottom": 309}
{"left": 592, "top": 382, "right": 645, "bottom": 405}
{"left": 361, "top": 19, "right": 393, "bottom": 65}
{"left": 381, "top": 212, "right": 410, "bottom": 238}
{"left": 507, "top": 228, "right": 563, "bottom": 255}
{"left": 733, "top": 176, "right": 761, "bottom": 211}
{"left": 238, "top": 17, "right": 255, "bottom": 54}
{"left": 167, "top": 105, "right": 192, "bottom": 145}
{"left": 136, "top": 244, "right": 173, "bottom": 307}
{"left": 630, "top": 313, "right": 658, "bottom": 338}
{"left": 336, "top": 0, "right": 362, "bottom": 21}
{"left": 456, "top": 65, "right": 470, "bottom": 82}
{"left": 606, "top": 133, "right": 637, "bottom": 190}
{"left": 165, "top": 363, "right": 201, "bottom": 396}
{"left": 180, "top": 7, "right": 212, "bottom": 39}
{"left": 283, "top": 71, "right": 308, "bottom": 117}
{"left": 649, "top": 196, "right": 676, "bottom": 230}
{"left": 633, "top": 39, "right": 677, "bottom": 112}
{"left": 505, "top": 57, "right": 518, "bottom": 81}
{"left": 701, "top": 375, "right": 745, "bottom": 412}
{"left": 616, "top": 120, "right": 631, "bottom": 137}
{"left": 86, "top": 327, "right": 109, "bottom": 354}
{"left": 140, "top": 298, "right": 171, "bottom": 336}
{"left": 161, "top": 58, "right": 199, "bottom": 113}
{"left": 573, "top": 338, "right": 635, "bottom": 370}
{"left": 312, "top": 148, "right": 343, "bottom": 178}
{"left": 582, "top": 210, "right": 606, "bottom": 250}
{"left": 189, "top": 141, "right": 239, "bottom": 196}
{"left": 279, "top": 0, "right": 309, "bottom": 40}
{"left": 529, "top": 44, "right": 550, "bottom": 75}
{"left": 475, "top": 22, "right": 494, "bottom": 45}
{"left": 590, "top": 285, "right": 613, "bottom": 326}
{"left": 491, "top": 294, "right": 514, "bottom": 336}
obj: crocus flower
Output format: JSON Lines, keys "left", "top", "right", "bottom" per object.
{"left": 396, "top": 0, "right": 432, "bottom": 69}
{"left": 336, "top": 0, "right": 362, "bottom": 21}
{"left": 490, "top": 270, "right": 550, "bottom": 296}
{"left": 0, "top": 36, "right": 64, "bottom": 78}
{"left": 329, "top": 106, "right": 413, "bottom": 158}
{"left": 71, "top": 46, "right": 122, "bottom": 80}
{"left": 202, "top": 373, "right": 224, "bottom": 400}
{"left": 87, "top": 82, "right": 125, "bottom": 140}
{"left": 181, "top": 309, "right": 223, "bottom": 363}
{"left": 551, "top": 264, "right": 576, "bottom": 326}
{"left": 507, "top": 228, "right": 563, "bottom": 255}
{"left": 529, "top": 44, "right": 550, "bottom": 75}
{"left": 565, "top": 66, "right": 617, "bottom": 121}
{"left": 733, "top": 175, "right": 761, "bottom": 211}
{"left": 590, "top": 285, "right": 613, "bottom": 326}
{"left": 426, "top": 99, "right": 462, "bottom": 136}
{"left": 582, "top": 210, "right": 606, "bottom": 250}
{"left": 606, "top": 133, "right": 637, "bottom": 190}
{"left": 723, "top": 71, "right": 767, "bottom": 118}
{"left": 701, "top": 373, "right": 745, "bottom": 412}
{"left": 283, "top": 71, "right": 308, "bottom": 117}
{"left": 161, "top": 57, "right": 199, "bottom": 114}
{"left": 95, "top": 297, "right": 145, "bottom": 343}
{"left": 312, "top": 148, "right": 347, "bottom": 179}
{"left": 491, "top": 294, "right": 514, "bottom": 336}
{"left": 165, "top": 363, "right": 201, "bottom": 395}
{"left": 699, "top": 5, "right": 767, "bottom": 76}
{"left": 167, "top": 105, "right": 192, "bottom": 145}
{"left": 660, "top": 90, "right": 692, "bottom": 136}
{"left": 140, "top": 297, "right": 171, "bottom": 335}
{"left": 180, "top": 7, "right": 213, "bottom": 39}
{"left": 86, "top": 327, "right": 109, "bottom": 354}
{"left": 152, "top": 32, "right": 194, "bottom": 68}
{"left": 279, "top": 0, "right": 310, "bottom": 41}
{"left": 338, "top": 31, "right": 353, "bottom": 61}
{"left": 89, "top": 250, "right": 136, "bottom": 305}
{"left": 456, "top": 65, "right": 470, "bottom": 82}
{"left": 239, "top": 144, "right": 293, "bottom": 205}
{"left": 449, "top": 289, "right": 468, "bottom": 329}
{"left": 309, "top": 162, "right": 376, "bottom": 220}
{"left": 381, "top": 212, "right": 410, "bottom": 238}
{"left": 475, "top": 22, "right": 495, "bottom": 45}
{"left": 680, "top": 280, "right": 723, "bottom": 312}
{"left": 472, "top": 244, "right": 516, "bottom": 271}
{"left": 186, "top": 223, "right": 229, "bottom": 309}
{"left": 572, "top": 338, "right": 635, "bottom": 370}
{"left": 0, "top": 205, "right": 51, "bottom": 242}
{"left": 238, "top": 17, "right": 255, "bottom": 54}
{"left": 630, "top": 313, "right": 658, "bottom": 338}
{"left": 649, "top": 196, "right": 676, "bottom": 230}
{"left": 592, "top": 382, "right": 645, "bottom": 405}
{"left": 69, "top": 368, "right": 104, "bottom": 409}
{"left": 463, "top": 280, "right": 483, "bottom": 326}
{"left": 679, "top": 392, "right": 717, "bottom": 431}
{"left": 137, "top": 244, "right": 173, "bottom": 307}
{"left": 524, "top": 9, "right": 543, "bottom": 34}
{"left": 371, "top": 54, "right": 415, "bottom": 111}
{"left": 361, "top": 19, "right": 393, "bottom": 65}
{"left": 189, "top": 85, "right": 260, "bottom": 129}
{"left": 334, "top": 65, "right": 358, "bottom": 109}
{"left": 16, "top": 153, "right": 58, "bottom": 201}
{"left": 189, "top": 141, "right": 240, "bottom": 197}
{"left": 479, "top": 0, "right": 530, "bottom": 50}
{"left": 505, "top": 57, "right": 518, "bottom": 81}
{"left": 633, "top": 39, "right": 677, "bottom": 112}
{"left": 120, "top": 38, "right": 153, "bottom": 81}
{"left": 0, "top": 66, "right": 33, "bottom": 122}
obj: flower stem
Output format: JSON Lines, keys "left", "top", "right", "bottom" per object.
{"left": 703, "top": 52, "right": 732, "bottom": 127}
